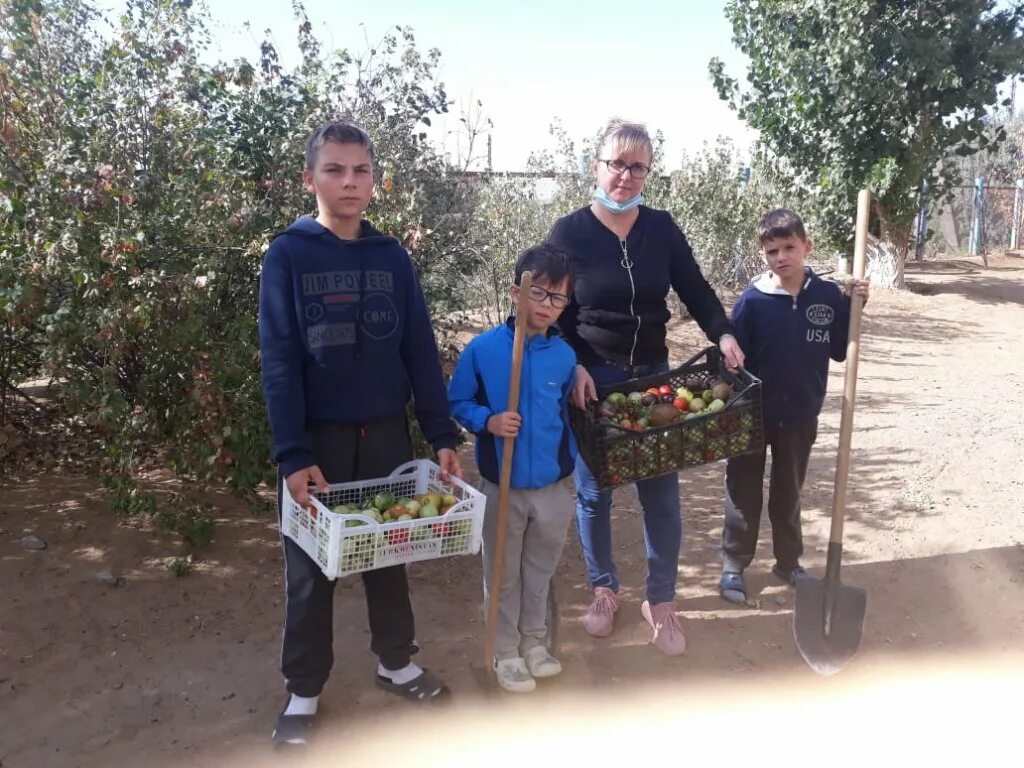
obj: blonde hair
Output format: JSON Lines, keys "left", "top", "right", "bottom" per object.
{"left": 595, "top": 119, "right": 653, "bottom": 161}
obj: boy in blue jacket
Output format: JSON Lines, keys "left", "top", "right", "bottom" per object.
{"left": 719, "top": 209, "right": 868, "bottom": 604}
{"left": 448, "top": 244, "right": 577, "bottom": 693}
{"left": 259, "top": 120, "right": 461, "bottom": 745}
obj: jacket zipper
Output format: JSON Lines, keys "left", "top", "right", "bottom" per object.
{"left": 620, "top": 238, "right": 640, "bottom": 366}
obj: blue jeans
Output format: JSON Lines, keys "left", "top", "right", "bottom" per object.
{"left": 574, "top": 361, "right": 682, "bottom": 605}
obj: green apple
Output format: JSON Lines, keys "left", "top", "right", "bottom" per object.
{"left": 373, "top": 492, "right": 396, "bottom": 512}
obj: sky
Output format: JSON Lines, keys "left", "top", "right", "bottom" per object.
{"left": 194, "top": 0, "right": 756, "bottom": 171}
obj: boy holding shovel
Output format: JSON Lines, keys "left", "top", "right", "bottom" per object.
{"left": 448, "top": 244, "right": 578, "bottom": 693}
{"left": 719, "top": 209, "right": 869, "bottom": 604}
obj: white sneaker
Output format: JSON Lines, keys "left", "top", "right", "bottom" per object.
{"left": 494, "top": 657, "right": 536, "bottom": 693}
{"left": 524, "top": 646, "right": 562, "bottom": 679}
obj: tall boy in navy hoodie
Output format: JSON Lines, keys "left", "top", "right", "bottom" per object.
{"left": 259, "top": 120, "right": 461, "bottom": 745}
{"left": 719, "top": 209, "right": 869, "bottom": 605}
{"left": 447, "top": 244, "right": 577, "bottom": 694}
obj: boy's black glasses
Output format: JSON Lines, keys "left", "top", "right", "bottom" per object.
{"left": 526, "top": 284, "right": 570, "bottom": 309}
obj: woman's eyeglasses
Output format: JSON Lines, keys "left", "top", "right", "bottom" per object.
{"left": 598, "top": 158, "right": 651, "bottom": 178}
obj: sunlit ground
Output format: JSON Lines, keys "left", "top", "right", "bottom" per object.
{"left": 201, "top": 652, "right": 1024, "bottom": 767}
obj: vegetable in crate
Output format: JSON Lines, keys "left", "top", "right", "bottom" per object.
{"left": 373, "top": 492, "right": 396, "bottom": 512}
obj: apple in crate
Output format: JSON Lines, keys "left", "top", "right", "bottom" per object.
{"left": 335, "top": 506, "right": 370, "bottom": 528}
{"left": 373, "top": 492, "right": 396, "bottom": 512}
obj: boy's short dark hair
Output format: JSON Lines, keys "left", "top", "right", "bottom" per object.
{"left": 758, "top": 208, "right": 808, "bottom": 244}
{"left": 515, "top": 244, "right": 574, "bottom": 292}
{"left": 305, "top": 120, "right": 375, "bottom": 170}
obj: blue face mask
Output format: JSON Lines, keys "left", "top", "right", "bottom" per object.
{"left": 593, "top": 186, "right": 644, "bottom": 213}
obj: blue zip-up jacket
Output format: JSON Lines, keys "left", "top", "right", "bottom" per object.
{"left": 731, "top": 268, "right": 853, "bottom": 427}
{"left": 447, "top": 319, "right": 577, "bottom": 489}
{"left": 259, "top": 216, "right": 457, "bottom": 476}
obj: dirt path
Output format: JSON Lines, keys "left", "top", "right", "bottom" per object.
{"left": 2, "top": 256, "right": 1023, "bottom": 768}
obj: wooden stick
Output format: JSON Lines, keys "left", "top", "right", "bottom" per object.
{"left": 482, "top": 271, "right": 532, "bottom": 670}
{"left": 829, "top": 190, "right": 870, "bottom": 546}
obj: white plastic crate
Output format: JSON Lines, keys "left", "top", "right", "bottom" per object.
{"left": 281, "top": 459, "right": 485, "bottom": 580}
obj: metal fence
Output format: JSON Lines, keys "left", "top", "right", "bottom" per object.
{"left": 915, "top": 177, "right": 1024, "bottom": 258}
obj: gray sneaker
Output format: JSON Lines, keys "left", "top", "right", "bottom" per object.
{"left": 524, "top": 645, "right": 563, "bottom": 678}
{"left": 494, "top": 657, "right": 536, "bottom": 693}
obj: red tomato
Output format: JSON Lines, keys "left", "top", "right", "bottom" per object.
{"left": 658, "top": 384, "right": 673, "bottom": 395}
{"left": 646, "top": 387, "right": 661, "bottom": 396}
{"left": 386, "top": 528, "right": 410, "bottom": 545}
{"left": 673, "top": 397, "right": 688, "bottom": 410}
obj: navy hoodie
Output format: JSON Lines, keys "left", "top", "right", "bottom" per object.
{"left": 731, "top": 268, "right": 853, "bottom": 427}
{"left": 447, "top": 319, "right": 577, "bottom": 489}
{"left": 259, "top": 216, "right": 457, "bottom": 476}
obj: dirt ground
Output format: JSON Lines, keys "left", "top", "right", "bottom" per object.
{"left": 2, "top": 255, "right": 1024, "bottom": 768}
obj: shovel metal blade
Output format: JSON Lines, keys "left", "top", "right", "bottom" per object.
{"left": 794, "top": 576, "right": 866, "bottom": 676}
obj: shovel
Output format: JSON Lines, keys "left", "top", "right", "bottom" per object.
{"left": 471, "top": 270, "right": 536, "bottom": 693}
{"left": 794, "top": 189, "right": 870, "bottom": 675}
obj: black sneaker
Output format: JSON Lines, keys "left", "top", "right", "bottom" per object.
{"left": 271, "top": 705, "right": 316, "bottom": 747}
{"left": 772, "top": 563, "right": 811, "bottom": 586}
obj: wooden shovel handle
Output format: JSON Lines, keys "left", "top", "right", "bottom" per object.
{"left": 829, "top": 190, "right": 870, "bottom": 545}
{"left": 482, "top": 271, "right": 532, "bottom": 669}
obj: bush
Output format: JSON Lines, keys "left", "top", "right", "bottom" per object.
{"left": 1, "top": 0, "right": 475, "bottom": 494}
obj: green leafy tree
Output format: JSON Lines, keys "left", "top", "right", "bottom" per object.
{"left": 710, "top": 0, "right": 1024, "bottom": 286}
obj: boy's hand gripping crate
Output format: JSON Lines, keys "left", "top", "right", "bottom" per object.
{"left": 571, "top": 346, "right": 765, "bottom": 490}
{"left": 281, "top": 459, "right": 485, "bottom": 580}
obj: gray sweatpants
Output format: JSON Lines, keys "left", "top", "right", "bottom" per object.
{"left": 479, "top": 477, "right": 574, "bottom": 660}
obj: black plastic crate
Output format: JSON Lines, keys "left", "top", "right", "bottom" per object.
{"left": 571, "top": 347, "right": 764, "bottom": 490}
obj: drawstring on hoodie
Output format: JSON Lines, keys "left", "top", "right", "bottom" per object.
{"left": 353, "top": 247, "right": 365, "bottom": 360}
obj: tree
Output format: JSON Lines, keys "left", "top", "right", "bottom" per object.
{"left": 710, "top": 0, "right": 1024, "bottom": 287}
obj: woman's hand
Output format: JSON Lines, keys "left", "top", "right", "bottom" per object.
{"left": 572, "top": 364, "right": 597, "bottom": 409}
{"left": 719, "top": 334, "right": 745, "bottom": 372}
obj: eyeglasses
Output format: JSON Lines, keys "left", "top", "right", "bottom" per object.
{"left": 598, "top": 158, "right": 651, "bottom": 178}
{"left": 523, "top": 283, "right": 570, "bottom": 309}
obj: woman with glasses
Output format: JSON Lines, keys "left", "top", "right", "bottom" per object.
{"left": 546, "top": 119, "right": 745, "bottom": 656}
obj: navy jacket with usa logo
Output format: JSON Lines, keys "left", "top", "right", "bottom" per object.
{"left": 258, "top": 215, "right": 457, "bottom": 476}
{"left": 447, "top": 319, "right": 577, "bottom": 489}
{"left": 731, "top": 268, "right": 853, "bottom": 427}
